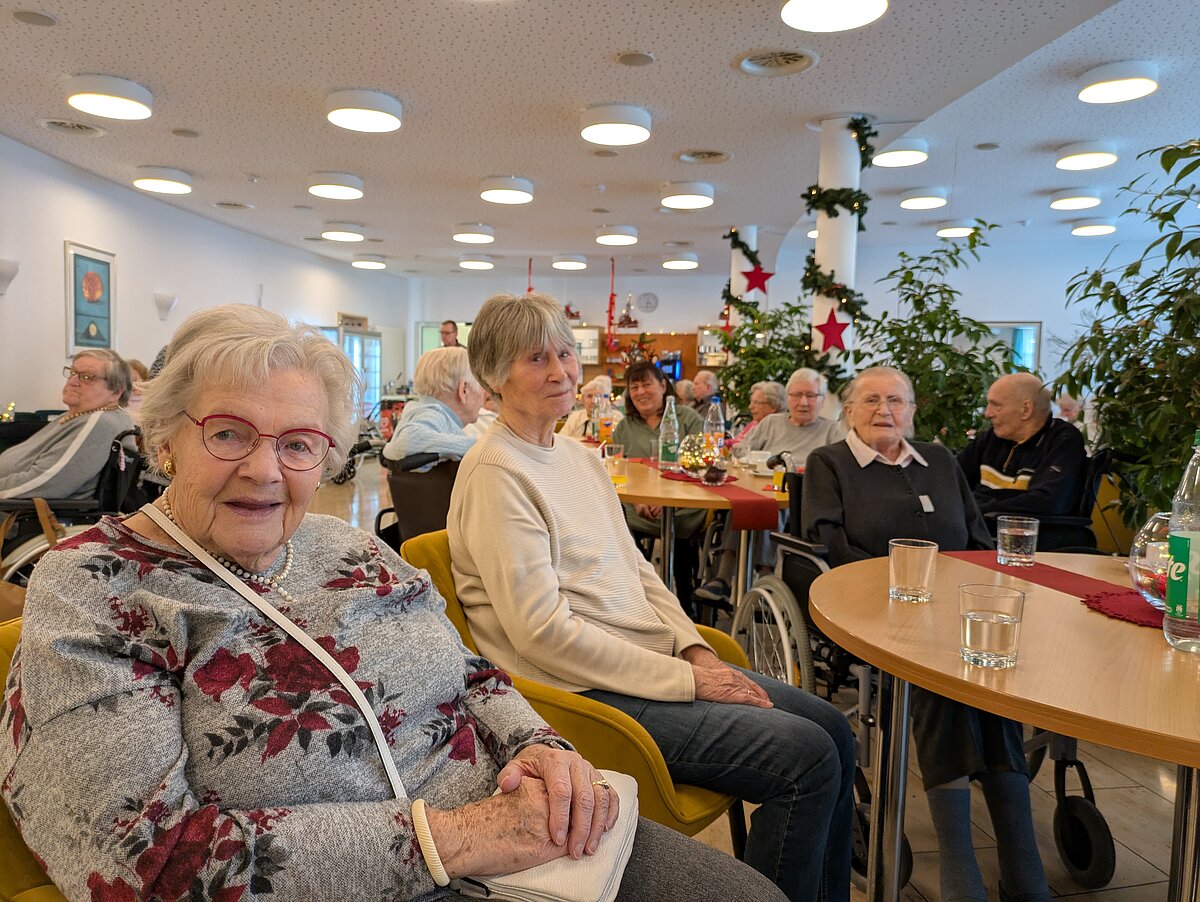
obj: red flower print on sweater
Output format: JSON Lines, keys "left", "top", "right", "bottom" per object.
{"left": 263, "top": 636, "right": 359, "bottom": 694}
{"left": 194, "top": 649, "right": 256, "bottom": 701}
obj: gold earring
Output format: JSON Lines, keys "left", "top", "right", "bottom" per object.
{"left": 162, "top": 457, "right": 176, "bottom": 477}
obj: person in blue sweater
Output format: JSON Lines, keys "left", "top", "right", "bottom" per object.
{"left": 382, "top": 346, "right": 485, "bottom": 468}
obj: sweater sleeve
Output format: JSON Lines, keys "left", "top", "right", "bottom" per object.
{"left": 1, "top": 600, "right": 438, "bottom": 902}
{"left": 800, "top": 448, "right": 876, "bottom": 566}
{"left": 382, "top": 407, "right": 475, "bottom": 463}
{"left": 0, "top": 412, "right": 127, "bottom": 500}
{"left": 454, "top": 461, "right": 697, "bottom": 702}
{"left": 634, "top": 553, "right": 712, "bottom": 657}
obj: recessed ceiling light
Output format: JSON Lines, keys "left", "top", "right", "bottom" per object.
{"left": 662, "top": 252, "right": 699, "bottom": 270}
{"left": 321, "top": 222, "right": 365, "bottom": 242}
{"left": 13, "top": 10, "right": 57, "bottom": 26}
{"left": 65, "top": 75, "right": 153, "bottom": 120}
{"left": 1071, "top": 219, "right": 1116, "bottom": 237}
{"left": 1050, "top": 189, "right": 1102, "bottom": 211}
{"left": 325, "top": 89, "right": 402, "bottom": 133}
{"left": 552, "top": 255, "right": 588, "bottom": 271}
{"left": 936, "top": 222, "right": 977, "bottom": 239}
{"left": 595, "top": 225, "right": 638, "bottom": 246}
{"left": 1056, "top": 142, "right": 1118, "bottom": 171}
{"left": 661, "top": 181, "right": 714, "bottom": 210}
{"left": 616, "top": 51, "right": 656, "bottom": 67}
{"left": 459, "top": 254, "right": 494, "bottom": 271}
{"left": 452, "top": 222, "right": 495, "bottom": 244}
{"left": 480, "top": 176, "right": 533, "bottom": 204}
{"left": 132, "top": 166, "right": 192, "bottom": 194}
{"left": 307, "top": 172, "right": 364, "bottom": 200}
{"left": 580, "top": 104, "right": 651, "bottom": 147}
{"left": 873, "top": 138, "right": 928, "bottom": 167}
{"left": 781, "top": 0, "right": 887, "bottom": 33}
{"left": 171, "top": 128, "right": 200, "bottom": 139}
{"left": 1078, "top": 61, "right": 1159, "bottom": 104}
{"left": 899, "top": 188, "right": 947, "bottom": 210}
{"left": 352, "top": 254, "right": 387, "bottom": 270}
{"left": 807, "top": 228, "right": 819, "bottom": 239}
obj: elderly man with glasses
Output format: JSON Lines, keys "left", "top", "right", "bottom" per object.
{"left": 0, "top": 350, "right": 133, "bottom": 500}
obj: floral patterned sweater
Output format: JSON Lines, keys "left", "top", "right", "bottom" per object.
{"left": 0, "top": 513, "right": 566, "bottom": 901}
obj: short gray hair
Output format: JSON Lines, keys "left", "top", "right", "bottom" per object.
{"left": 468, "top": 291, "right": 578, "bottom": 399}
{"left": 786, "top": 368, "right": 824, "bottom": 392}
{"left": 675, "top": 379, "right": 695, "bottom": 404}
{"left": 581, "top": 377, "right": 608, "bottom": 396}
{"left": 750, "top": 380, "right": 786, "bottom": 412}
{"left": 414, "top": 346, "right": 476, "bottom": 400}
{"left": 74, "top": 349, "right": 133, "bottom": 405}
{"left": 845, "top": 366, "right": 915, "bottom": 404}
{"left": 139, "top": 304, "right": 361, "bottom": 476}
{"left": 694, "top": 370, "right": 717, "bottom": 391}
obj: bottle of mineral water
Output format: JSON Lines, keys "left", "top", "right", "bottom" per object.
{"left": 1165, "top": 430, "right": 1200, "bottom": 652}
{"left": 704, "top": 398, "right": 725, "bottom": 461}
{"left": 659, "top": 397, "right": 681, "bottom": 472}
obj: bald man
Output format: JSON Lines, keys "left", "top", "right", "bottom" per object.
{"left": 956, "top": 373, "right": 1087, "bottom": 516}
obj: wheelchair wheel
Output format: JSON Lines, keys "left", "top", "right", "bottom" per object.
{"left": 730, "top": 576, "right": 813, "bottom": 691}
{"left": 1054, "top": 795, "right": 1116, "bottom": 889}
{"left": 850, "top": 801, "right": 913, "bottom": 891}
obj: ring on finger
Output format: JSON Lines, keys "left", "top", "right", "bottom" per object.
{"left": 592, "top": 778, "right": 612, "bottom": 790}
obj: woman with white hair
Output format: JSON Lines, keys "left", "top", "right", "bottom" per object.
{"left": 382, "top": 345, "right": 485, "bottom": 464}
{"left": 448, "top": 291, "right": 854, "bottom": 902}
{"left": 561, "top": 377, "right": 621, "bottom": 438}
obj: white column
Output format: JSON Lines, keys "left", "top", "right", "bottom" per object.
{"left": 812, "top": 117, "right": 860, "bottom": 357}
{"left": 728, "top": 224, "right": 758, "bottom": 331}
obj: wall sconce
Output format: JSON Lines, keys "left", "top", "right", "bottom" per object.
{"left": 153, "top": 293, "right": 178, "bottom": 321}
{"left": 0, "top": 260, "right": 19, "bottom": 295}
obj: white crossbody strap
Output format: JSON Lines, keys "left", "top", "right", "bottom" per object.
{"left": 142, "top": 504, "right": 407, "bottom": 800}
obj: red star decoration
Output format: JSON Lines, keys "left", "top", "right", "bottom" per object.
{"left": 741, "top": 265, "right": 774, "bottom": 294}
{"left": 815, "top": 309, "right": 850, "bottom": 351}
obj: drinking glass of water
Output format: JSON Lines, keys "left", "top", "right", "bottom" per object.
{"left": 888, "top": 538, "right": 938, "bottom": 603}
{"left": 996, "top": 515, "right": 1039, "bottom": 567}
{"left": 959, "top": 583, "right": 1025, "bottom": 668}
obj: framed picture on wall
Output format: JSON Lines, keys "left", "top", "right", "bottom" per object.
{"left": 64, "top": 241, "right": 116, "bottom": 355}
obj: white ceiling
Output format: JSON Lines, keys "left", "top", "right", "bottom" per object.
{"left": 1, "top": 0, "right": 1194, "bottom": 278}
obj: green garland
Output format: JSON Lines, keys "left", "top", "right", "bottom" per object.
{"left": 848, "top": 115, "right": 877, "bottom": 170}
{"left": 801, "top": 253, "right": 869, "bottom": 321}
{"left": 804, "top": 185, "right": 870, "bottom": 230}
{"left": 719, "top": 227, "right": 762, "bottom": 311}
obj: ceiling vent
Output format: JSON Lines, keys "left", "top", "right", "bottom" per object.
{"left": 736, "top": 49, "right": 817, "bottom": 77}
{"left": 39, "top": 118, "right": 105, "bottom": 137}
{"left": 213, "top": 201, "right": 254, "bottom": 210}
{"left": 677, "top": 149, "right": 730, "bottom": 164}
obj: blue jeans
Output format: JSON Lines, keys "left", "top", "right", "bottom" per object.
{"left": 584, "top": 667, "right": 854, "bottom": 902}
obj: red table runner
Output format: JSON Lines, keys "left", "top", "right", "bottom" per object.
{"left": 631, "top": 459, "right": 778, "bottom": 530}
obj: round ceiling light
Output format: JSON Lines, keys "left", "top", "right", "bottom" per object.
{"left": 660, "top": 181, "right": 714, "bottom": 210}
{"left": 1056, "top": 142, "right": 1118, "bottom": 171}
{"left": 132, "top": 166, "right": 192, "bottom": 194}
{"left": 352, "top": 254, "right": 387, "bottom": 270}
{"left": 65, "top": 74, "right": 153, "bottom": 120}
{"left": 307, "top": 172, "right": 364, "bottom": 200}
{"left": 1071, "top": 219, "right": 1116, "bottom": 237}
{"left": 780, "top": 0, "right": 888, "bottom": 32}
{"left": 459, "top": 254, "right": 495, "bottom": 271}
{"left": 552, "top": 254, "right": 588, "bottom": 271}
{"left": 595, "top": 225, "right": 638, "bottom": 246}
{"left": 935, "top": 221, "right": 977, "bottom": 239}
{"left": 1050, "top": 189, "right": 1101, "bottom": 211}
{"left": 326, "top": 90, "right": 402, "bottom": 133}
{"left": 662, "top": 252, "right": 699, "bottom": 271}
{"left": 899, "top": 187, "right": 947, "bottom": 210}
{"left": 1078, "top": 61, "right": 1159, "bottom": 104}
{"left": 873, "top": 138, "right": 928, "bottom": 168}
{"left": 452, "top": 222, "right": 496, "bottom": 244}
{"left": 480, "top": 176, "right": 533, "bottom": 204}
{"left": 579, "top": 104, "right": 651, "bottom": 146}
{"left": 321, "top": 222, "right": 365, "bottom": 242}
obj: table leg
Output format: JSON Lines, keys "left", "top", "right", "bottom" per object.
{"left": 734, "top": 529, "right": 752, "bottom": 606}
{"left": 1168, "top": 765, "right": 1200, "bottom": 902}
{"left": 866, "top": 673, "right": 911, "bottom": 902}
{"left": 659, "top": 505, "right": 675, "bottom": 593}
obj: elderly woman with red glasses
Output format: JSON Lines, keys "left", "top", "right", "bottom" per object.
{"left": 1, "top": 304, "right": 783, "bottom": 902}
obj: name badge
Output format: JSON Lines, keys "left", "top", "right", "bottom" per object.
{"left": 919, "top": 494, "right": 935, "bottom": 513}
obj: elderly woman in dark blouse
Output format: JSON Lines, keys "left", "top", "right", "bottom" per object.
{"left": 802, "top": 366, "right": 1048, "bottom": 902}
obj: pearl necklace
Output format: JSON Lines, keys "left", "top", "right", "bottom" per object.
{"left": 58, "top": 404, "right": 121, "bottom": 425}
{"left": 161, "top": 495, "right": 296, "bottom": 605}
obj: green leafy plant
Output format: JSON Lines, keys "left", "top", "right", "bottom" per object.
{"left": 849, "top": 222, "right": 1009, "bottom": 451}
{"left": 1059, "top": 139, "right": 1200, "bottom": 527}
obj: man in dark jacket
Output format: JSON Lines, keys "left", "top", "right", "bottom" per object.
{"left": 957, "top": 373, "right": 1087, "bottom": 516}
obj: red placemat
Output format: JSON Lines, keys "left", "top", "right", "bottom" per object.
{"left": 943, "top": 550, "right": 1127, "bottom": 597}
{"left": 1080, "top": 589, "right": 1164, "bottom": 629}
{"left": 632, "top": 460, "right": 777, "bottom": 529}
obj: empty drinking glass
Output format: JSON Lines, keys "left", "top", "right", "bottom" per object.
{"left": 888, "top": 538, "right": 938, "bottom": 603}
{"left": 996, "top": 515, "right": 1039, "bottom": 567}
{"left": 959, "top": 583, "right": 1025, "bottom": 668}
{"left": 604, "top": 444, "right": 627, "bottom": 486}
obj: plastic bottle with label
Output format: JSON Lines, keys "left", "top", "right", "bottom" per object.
{"left": 597, "top": 395, "right": 615, "bottom": 445}
{"left": 1165, "top": 429, "right": 1200, "bottom": 652}
{"left": 659, "top": 397, "right": 681, "bottom": 472}
{"left": 703, "top": 398, "right": 725, "bottom": 462}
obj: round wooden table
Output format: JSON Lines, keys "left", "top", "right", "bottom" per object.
{"left": 614, "top": 460, "right": 788, "bottom": 600}
{"left": 809, "top": 552, "right": 1200, "bottom": 902}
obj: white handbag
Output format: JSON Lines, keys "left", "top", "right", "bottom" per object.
{"left": 143, "top": 504, "right": 638, "bottom": 902}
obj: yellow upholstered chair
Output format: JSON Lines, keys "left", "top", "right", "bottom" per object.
{"left": 401, "top": 530, "right": 748, "bottom": 853}
{"left": 1, "top": 616, "right": 69, "bottom": 902}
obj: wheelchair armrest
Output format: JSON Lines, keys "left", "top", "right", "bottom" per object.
{"left": 696, "top": 624, "right": 750, "bottom": 670}
{"left": 384, "top": 452, "right": 441, "bottom": 473}
{"left": 770, "top": 532, "right": 827, "bottom": 558}
{"left": 0, "top": 499, "right": 99, "bottom": 514}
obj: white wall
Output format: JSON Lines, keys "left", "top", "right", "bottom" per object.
{"left": 0, "top": 134, "right": 412, "bottom": 409}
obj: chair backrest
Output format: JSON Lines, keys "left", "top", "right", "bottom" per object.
{"left": 1077, "top": 448, "right": 1114, "bottom": 519}
{"left": 400, "top": 530, "right": 479, "bottom": 654}
{"left": 0, "top": 618, "right": 64, "bottom": 901}
{"left": 94, "top": 429, "right": 144, "bottom": 513}
{"left": 385, "top": 459, "right": 460, "bottom": 545}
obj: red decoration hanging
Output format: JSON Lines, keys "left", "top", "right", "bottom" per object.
{"left": 741, "top": 265, "right": 774, "bottom": 294}
{"left": 527, "top": 258, "right": 534, "bottom": 293}
{"left": 815, "top": 308, "right": 850, "bottom": 352}
{"left": 605, "top": 258, "right": 618, "bottom": 350}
